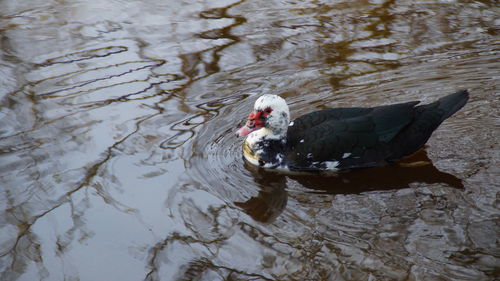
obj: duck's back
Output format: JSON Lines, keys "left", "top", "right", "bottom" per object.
{"left": 285, "top": 90, "right": 469, "bottom": 171}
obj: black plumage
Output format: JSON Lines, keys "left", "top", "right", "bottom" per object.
{"left": 285, "top": 90, "right": 469, "bottom": 171}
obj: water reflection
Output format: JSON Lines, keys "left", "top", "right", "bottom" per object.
{"left": 235, "top": 169, "right": 287, "bottom": 223}
{"left": 1, "top": 0, "right": 499, "bottom": 280}
{"left": 238, "top": 149, "right": 464, "bottom": 223}
{"left": 291, "top": 149, "right": 464, "bottom": 193}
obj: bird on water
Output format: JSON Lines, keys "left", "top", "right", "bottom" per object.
{"left": 237, "top": 90, "right": 469, "bottom": 172}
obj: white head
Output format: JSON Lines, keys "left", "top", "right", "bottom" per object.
{"left": 237, "top": 94, "right": 290, "bottom": 139}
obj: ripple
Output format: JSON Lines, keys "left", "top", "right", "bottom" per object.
{"left": 185, "top": 93, "right": 258, "bottom": 202}
{"left": 37, "top": 46, "right": 128, "bottom": 66}
{"left": 1, "top": 0, "right": 499, "bottom": 280}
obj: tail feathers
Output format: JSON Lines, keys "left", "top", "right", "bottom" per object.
{"left": 435, "top": 89, "right": 469, "bottom": 120}
{"left": 387, "top": 90, "right": 469, "bottom": 161}
{"left": 414, "top": 89, "right": 469, "bottom": 128}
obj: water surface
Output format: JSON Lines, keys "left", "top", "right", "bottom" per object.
{"left": 1, "top": 0, "right": 499, "bottom": 280}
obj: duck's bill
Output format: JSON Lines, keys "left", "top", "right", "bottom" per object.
{"left": 237, "top": 117, "right": 264, "bottom": 136}
{"left": 237, "top": 112, "right": 265, "bottom": 137}
{"left": 237, "top": 125, "right": 257, "bottom": 137}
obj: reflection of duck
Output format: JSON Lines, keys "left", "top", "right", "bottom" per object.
{"left": 237, "top": 90, "right": 468, "bottom": 172}
{"left": 237, "top": 149, "right": 463, "bottom": 222}
{"left": 234, "top": 169, "right": 287, "bottom": 223}
{"left": 289, "top": 149, "right": 463, "bottom": 193}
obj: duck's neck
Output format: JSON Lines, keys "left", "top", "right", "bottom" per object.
{"left": 244, "top": 128, "right": 287, "bottom": 168}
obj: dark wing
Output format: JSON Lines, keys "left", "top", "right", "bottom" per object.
{"left": 287, "top": 107, "right": 373, "bottom": 145}
{"left": 286, "top": 101, "right": 419, "bottom": 169}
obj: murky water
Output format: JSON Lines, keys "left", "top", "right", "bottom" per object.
{"left": 1, "top": 0, "right": 499, "bottom": 280}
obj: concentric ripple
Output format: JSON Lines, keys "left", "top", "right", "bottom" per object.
{"left": 186, "top": 93, "right": 262, "bottom": 203}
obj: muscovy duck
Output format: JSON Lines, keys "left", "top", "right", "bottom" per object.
{"left": 237, "top": 90, "right": 469, "bottom": 171}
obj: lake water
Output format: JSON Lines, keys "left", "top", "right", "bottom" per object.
{"left": 0, "top": 0, "right": 499, "bottom": 280}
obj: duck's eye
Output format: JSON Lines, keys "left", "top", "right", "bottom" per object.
{"left": 264, "top": 107, "right": 272, "bottom": 114}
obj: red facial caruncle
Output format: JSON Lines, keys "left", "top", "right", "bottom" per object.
{"left": 237, "top": 106, "right": 273, "bottom": 137}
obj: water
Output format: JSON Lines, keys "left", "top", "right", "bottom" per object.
{"left": 0, "top": 0, "right": 499, "bottom": 280}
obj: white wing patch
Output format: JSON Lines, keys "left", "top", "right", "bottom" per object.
{"left": 324, "top": 161, "right": 339, "bottom": 170}
{"left": 342, "top": 153, "right": 351, "bottom": 159}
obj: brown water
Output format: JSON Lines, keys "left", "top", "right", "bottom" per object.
{"left": 1, "top": 0, "right": 499, "bottom": 280}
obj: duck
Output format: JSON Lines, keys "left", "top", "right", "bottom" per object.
{"left": 237, "top": 90, "right": 469, "bottom": 171}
